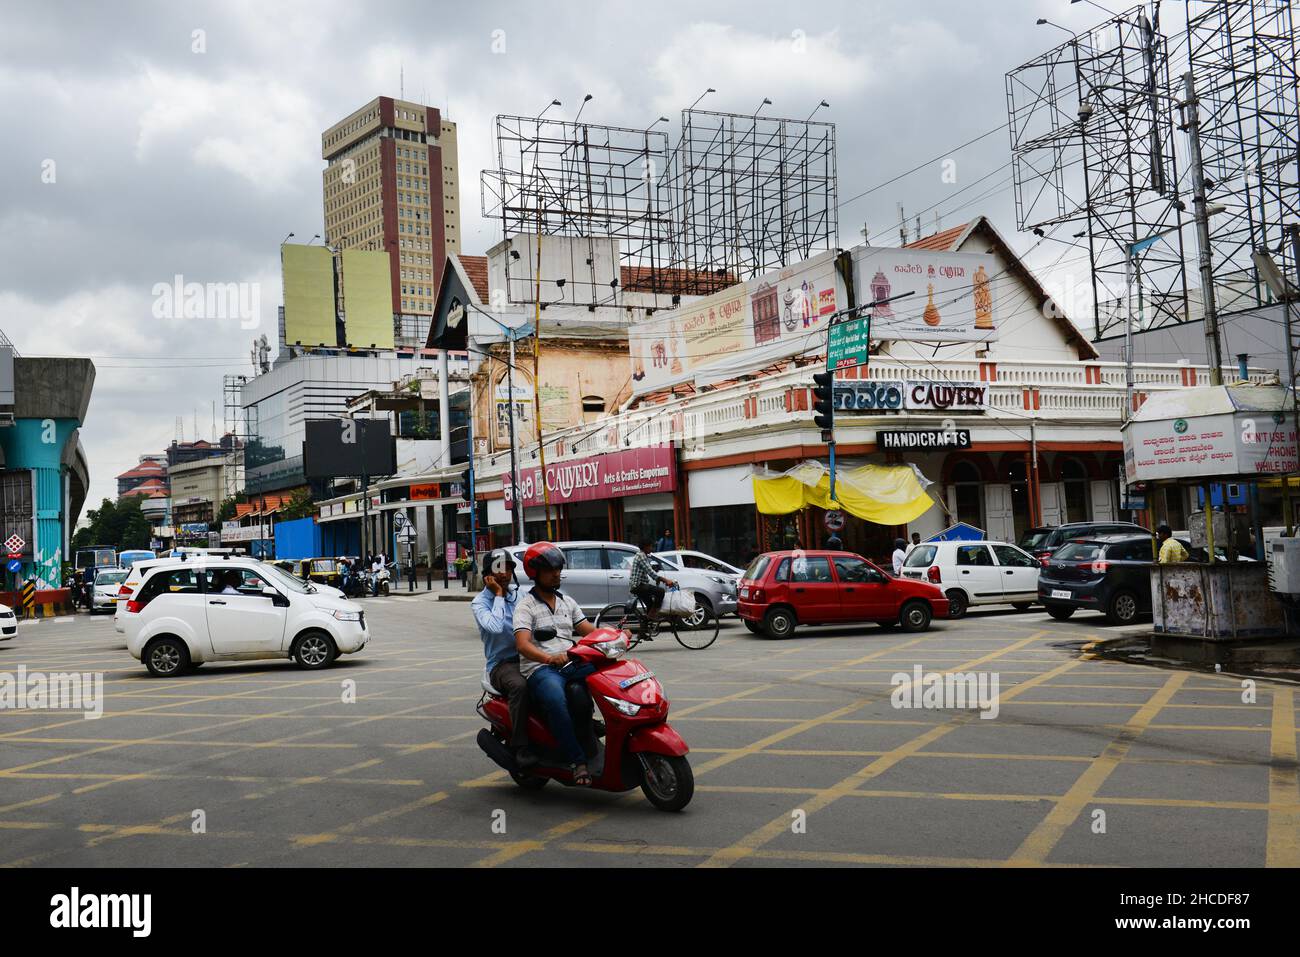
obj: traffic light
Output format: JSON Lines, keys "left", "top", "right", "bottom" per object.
{"left": 812, "top": 371, "right": 835, "bottom": 434}
{"left": 457, "top": 469, "right": 472, "bottom": 502}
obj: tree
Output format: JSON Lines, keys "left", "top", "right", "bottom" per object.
{"left": 217, "top": 493, "right": 246, "bottom": 523}
{"left": 72, "top": 497, "right": 153, "bottom": 552}
{"left": 280, "top": 487, "right": 315, "bottom": 521}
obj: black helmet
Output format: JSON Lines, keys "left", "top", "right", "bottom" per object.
{"left": 894, "top": 538, "right": 907, "bottom": 549}
{"left": 1157, "top": 523, "right": 1172, "bottom": 536}
{"left": 481, "top": 548, "right": 516, "bottom": 578}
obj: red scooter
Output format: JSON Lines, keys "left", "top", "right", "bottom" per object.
{"left": 476, "top": 627, "right": 694, "bottom": 811}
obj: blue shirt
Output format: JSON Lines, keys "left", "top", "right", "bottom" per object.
{"left": 472, "top": 587, "right": 519, "bottom": 671}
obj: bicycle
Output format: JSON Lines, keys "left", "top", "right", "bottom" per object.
{"left": 594, "top": 587, "right": 719, "bottom": 650}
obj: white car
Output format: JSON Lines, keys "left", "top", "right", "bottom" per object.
{"left": 653, "top": 549, "right": 744, "bottom": 581}
{"left": 92, "top": 568, "right": 129, "bottom": 613}
{"left": 1, "top": 602, "right": 15, "bottom": 639}
{"left": 899, "top": 540, "right": 1040, "bottom": 619}
{"left": 121, "top": 556, "right": 369, "bottom": 676}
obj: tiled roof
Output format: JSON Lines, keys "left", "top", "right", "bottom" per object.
{"left": 115, "top": 460, "right": 166, "bottom": 480}
{"left": 620, "top": 265, "right": 737, "bottom": 296}
{"left": 904, "top": 222, "right": 971, "bottom": 251}
{"left": 459, "top": 255, "right": 490, "bottom": 301}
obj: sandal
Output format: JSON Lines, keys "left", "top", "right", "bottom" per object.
{"left": 571, "top": 763, "right": 592, "bottom": 786}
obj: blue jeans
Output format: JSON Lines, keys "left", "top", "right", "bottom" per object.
{"left": 526, "top": 662, "right": 596, "bottom": 765}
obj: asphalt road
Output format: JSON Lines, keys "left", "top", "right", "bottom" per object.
{"left": 0, "top": 592, "right": 1296, "bottom": 868}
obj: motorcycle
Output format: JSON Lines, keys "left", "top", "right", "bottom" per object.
{"left": 476, "top": 627, "right": 694, "bottom": 811}
{"left": 339, "top": 565, "right": 369, "bottom": 599}
{"left": 371, "top": 566, "right": 391, "bottom": 596}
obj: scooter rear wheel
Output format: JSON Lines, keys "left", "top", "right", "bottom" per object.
{"left": 639, "top": 754, "right": 693, "bottom": 811}
{"left": 509, "top": 771, "right": 548, "bottom": 790}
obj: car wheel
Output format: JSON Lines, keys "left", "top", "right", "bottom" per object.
{"left": 1106, "top": 591, "right": 1140, "bottom": 626}
{"left": 144, "top": 636, "right": 190, "bottom": 677}
{"left": 292, "top": 631, "right": 337, "bottom": 669}
{"left": 1046, "top": 604, "right": 1075, "bottom": 621}
{"left": 681, "top": 595, "right": 712, "bottom": 630}
{"left": 762, "top": 607, "right": 796, "bottom": 639}
{"left": 900, "top": 601, "right": 932, "bottom": 632}
{"left": 1012, "top": 602, "right": 1034, "bottom": 611}
{"left": 945, "top": 589, "right": 969, "bottom": 620}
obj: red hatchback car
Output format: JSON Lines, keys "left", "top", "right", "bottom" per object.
{"left": 738, "top": 550, "right": 950, "bottom": 638}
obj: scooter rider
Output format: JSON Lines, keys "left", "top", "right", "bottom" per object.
{"left": 513, "top": 542, "right": 598, "bottom": 786}
{"left": 472, "top": 549, "right": 533, "bottom": 766}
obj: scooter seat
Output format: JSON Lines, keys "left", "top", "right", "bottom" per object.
{"left": 481, "top": 676, "right": 502, "bottom": 697}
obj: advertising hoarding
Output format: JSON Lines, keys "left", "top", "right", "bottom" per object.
{"left": 503, "top": 446, "right": 676, "bottom": 509}
{"left": 851, "top": 247, "right": 999, "bottom": 343}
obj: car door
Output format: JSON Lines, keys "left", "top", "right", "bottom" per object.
{"left": 203, "top": 565, "right": 288, "bottom": 655}
{"left": 787, "top": 554, "right": 840, "bottom": 623}
{"left": 991, "top": 544, "right": 1040, "bottom": 601}
{"left": 559, "top": 546, "right": 611, "bottom": 614}
{"left": 833, "top": 556, "right": 893, "bottom": 621}
{"left": 954, "top": 544, "right": 1003, "bottom": 604}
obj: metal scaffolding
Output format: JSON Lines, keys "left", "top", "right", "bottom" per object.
{"left": 665, "top": 109, "right": 838, "bottom": 286}
{"left": 481, "top": 115, "right": 674, "bottom": 306}
{"left": 480, "top": 106, "right": 840, "bottom": 305}
{"left": 222, "top": 374, "right": 246, "bottom": 502}
{"left": 1007, "top": 4, "right": 1190, "bottom": 341}
{"left": 1184, "top": 0, "right": 1299, "bottom": 318}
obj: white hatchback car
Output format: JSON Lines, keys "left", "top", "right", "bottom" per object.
{"left": 121, "top": 557, "right": 369, "bottom": 676}
{"left": 899, "top": 540, "right": 1040, "bottom": 619}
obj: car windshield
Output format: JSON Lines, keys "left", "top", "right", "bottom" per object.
{"left": 256, "top": 562, "right": 312, "bottom": 594}
{"left": 95, "top": 570, "right": 127, "bottom": 585}
{"left": 743, "top": 556, "right": 770, "bottom": 581}
{"left": 1055, "top": 542, "right": 1104, "bottom": 562}
{"left": 905, "top": 546, "right": 937, "bottom": 567}
{"left": 1020, "top": 530, "right": 1052, "bottom": 550}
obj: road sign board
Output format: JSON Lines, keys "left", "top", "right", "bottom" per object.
{"left": 824, "top": 510, "right": 846, "bottom": 532}
{"left": 827, "top": 313, "right": 870, "bottom": 372}
{"left": 6, "top": 559, "right": 21, "bottom": 573}
{"left": 4, "top": 534, "right": 25, "bottom": 554}
{"left": 393, "top": 511, "right": 409, "bottom": 530}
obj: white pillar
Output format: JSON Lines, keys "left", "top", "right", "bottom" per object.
{"left": 438, "top": 349, "right": 451, "bottom": 468}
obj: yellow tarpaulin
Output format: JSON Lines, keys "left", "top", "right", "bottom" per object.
{"left": 753, "top": 462, "right": 936, "bottom": 526}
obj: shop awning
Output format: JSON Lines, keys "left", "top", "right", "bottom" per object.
{"left": 753, "top": 461, "right": 936, "bottom": 526}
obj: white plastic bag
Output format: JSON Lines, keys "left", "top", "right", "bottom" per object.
{"left": 661, "top": 589, "right": 696, "bottom": 617}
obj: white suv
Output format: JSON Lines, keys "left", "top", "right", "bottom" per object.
{"left": 899, "top": 540, "right": 1040, "bottom": 619}
{"left": 121, "top": 557, "right": 369, "bottom": 676}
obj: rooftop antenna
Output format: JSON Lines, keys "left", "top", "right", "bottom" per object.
{"left": 897, "top": 204, "right": 908, "bottom": 245}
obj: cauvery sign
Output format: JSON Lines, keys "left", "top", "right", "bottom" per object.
{"left": 834, "top": 380, "right": 988, "bottom": 413}
{"left": 503, "top": 446, "right": 677, "bottom": 509}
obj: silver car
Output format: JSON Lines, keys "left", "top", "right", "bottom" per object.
{"left": 506, "top": 541, "right": 738, "bottom": 626}
{"left": 653, "top": 549, "right": 744, "bottom": 580}
{"left": 92, "top": 568, "right": 129, "bottom": 613}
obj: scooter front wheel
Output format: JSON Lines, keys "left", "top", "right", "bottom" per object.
{"left": 639, "top": 753, "right": 693, "bottom": 811}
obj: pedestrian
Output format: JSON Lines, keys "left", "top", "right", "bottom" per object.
{"left": 655, "top": 529, "right": 674, "bottom": 553}
{"left": 826, "top": 532, "right": 843, "bottom": 550}
{"left": 891, "top": 538, "right": 908, "bottom": 576}
{"left": 1157, "top": 523, "right": 1188, "bottom": 564}
{"left": 911, "top": 532, "right": 922, "bottom": 547}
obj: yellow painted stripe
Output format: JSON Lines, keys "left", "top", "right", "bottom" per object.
{"left": 1267, "top": 687, "right": 1300, "bottom": 867}
{"left": 1004, "top": 670, "right": 1187, "bottom": 867}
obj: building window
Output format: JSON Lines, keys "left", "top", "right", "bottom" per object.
{"left": 581, "top": 395, "right": 604, "bottom": 414}
{"left": 950, "top": 461, "right": 984, "bottom": 530}
{"left": 1060, "top": 458, "right": 1090, "bottom": 523}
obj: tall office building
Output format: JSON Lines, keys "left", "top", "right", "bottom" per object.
{"left": 321, "top": 97, "right": 461, "bottom": 322}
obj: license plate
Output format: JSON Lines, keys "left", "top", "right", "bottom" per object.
{"left": 1051, "top": 589, "right": 1071, "bottom": 599}
{"left": 619, "top": 671, "right": 655, "bottom": 690}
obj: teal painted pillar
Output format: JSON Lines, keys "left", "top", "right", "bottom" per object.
{"left": 0, "top": 418, "right": 79, "bottom": 590}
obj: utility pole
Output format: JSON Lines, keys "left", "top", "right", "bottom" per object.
{"left": 532, "top": 202, "right": 553, "bottom": 540}
{"left": 1182, "top": 71, "right": 1225, "bottom": 385}
{"left": 505, "top": 333, "right": 526, "bottom": 545}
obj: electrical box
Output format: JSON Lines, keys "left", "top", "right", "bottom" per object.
{"left": 1267, "top": 537, "right": 1300, "bottom": 594}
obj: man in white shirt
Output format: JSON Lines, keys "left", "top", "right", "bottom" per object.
{"left": 891, "top": 538, "right": 908, "bottom": 576}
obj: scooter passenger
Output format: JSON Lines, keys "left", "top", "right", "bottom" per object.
{"left": 513, "top": 542, "right": 597, "bottom": 786}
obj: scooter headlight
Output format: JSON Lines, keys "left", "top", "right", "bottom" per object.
{"left": 593, "top": 634, "right": 630, "bottom": 658}
{"left": 602, "top": 695, "right": 641, "bottom": 716}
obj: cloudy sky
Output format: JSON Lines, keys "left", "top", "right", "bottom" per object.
{"left": 0, "top": 0, "right": 1197, "bottom": 510}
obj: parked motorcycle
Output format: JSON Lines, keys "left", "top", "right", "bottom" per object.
{"left": 476, "top": 627, "right": 693, "bottom": 811}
